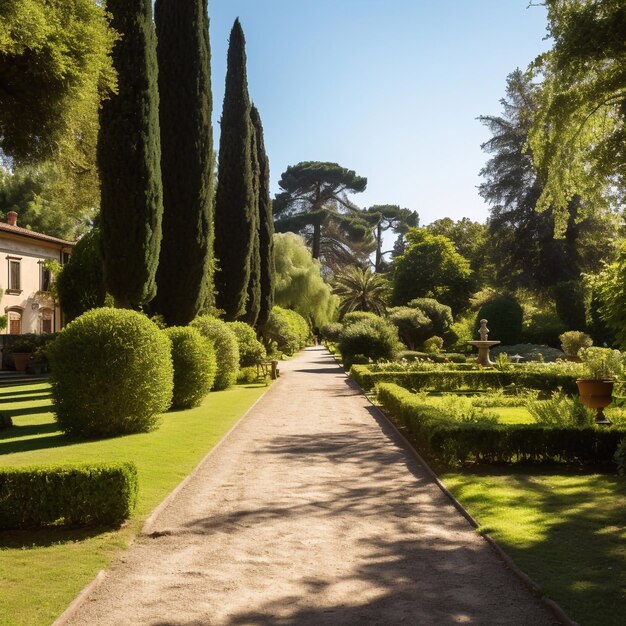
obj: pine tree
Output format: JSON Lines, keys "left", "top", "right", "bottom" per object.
{"left": 214, "top": 19, "right": 255, "bottom": 320}
{"left": 250, "top": 104, "right": 274, "bottom": 332}
{"left": 244, "top": 121, "right": 261, "bottom": 326}
{"left": 98, "top": 0, "right": 163, "bottom": 309}
{"left": 151, "top": 0, "right": 214, "bottom": 326}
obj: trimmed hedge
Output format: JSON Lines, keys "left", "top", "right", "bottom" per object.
{"left": 227, "top": 321, "right": 266, "bottom": 367}
{"left": 376, "top": 383, "right": 626, "bottom": 467}
{"left": 0, "top": 462, "right": 138, "bottom": 529}
{"left": 190, "top": 316, "right": 240, "bottom": 390}
{"left": 165, "top": 326, "right": 216, "bottom": 410}
{"left": 351, "top": 365, "right": 578, "bottom": 393}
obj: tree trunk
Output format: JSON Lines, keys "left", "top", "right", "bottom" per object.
{"left": 312, "top": 222, "right": 321, "bottom": 259}
{"left": 375, "top": 222, "right": 382, "bottom": 272}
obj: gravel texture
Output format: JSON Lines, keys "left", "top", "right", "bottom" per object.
{"left": 64, "top": 346, "right": 556, "bottom": 625}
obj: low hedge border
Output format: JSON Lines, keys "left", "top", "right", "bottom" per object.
{"left": 0, "top": 462, "right": 138, "bottom": 530}
{"left": 375, "top": 383, "right": 626, "bottom": 467}
{"left": 351, "top": 365, "right": 578, "bottom": 394}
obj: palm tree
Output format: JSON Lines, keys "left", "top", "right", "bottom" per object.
{"left": 333, "top": 266, "right": 389, "bottom": 317}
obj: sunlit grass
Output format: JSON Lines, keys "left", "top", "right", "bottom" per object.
{"left": 442, "top": 470, "right": 626, "bottom": 626}
{"left": 0, "top": 380, "right": 268, "bottom": 626}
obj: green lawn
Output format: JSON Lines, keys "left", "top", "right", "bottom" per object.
{"left": 0, "top": 380, "right": 268, "bottom": 626}
{"left": 441, "top": 470, "right": 626, "bottom": 626}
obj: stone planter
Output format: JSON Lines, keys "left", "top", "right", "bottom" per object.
{"left": 576, "top": 378, "right": 613, "bottom": 425}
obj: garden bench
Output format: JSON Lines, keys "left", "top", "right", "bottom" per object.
{"left": 257, "top": 360, "right": 280, "bottom": 380}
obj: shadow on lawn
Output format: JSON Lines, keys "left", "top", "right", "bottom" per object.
{"left": 0, "top": 392, "right": 52, "bottom": 404}
{"left": 0, "top": 420, "right": 58, "bottom": 440}
{"left": 175, "top": 412, "right": 555, "bottom": 626}
{"left": 0, "top": 525, "right": 113, "bottom": 549}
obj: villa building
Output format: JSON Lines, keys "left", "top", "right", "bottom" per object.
{"left": 0, "top": 211, "right": 74, "bottom": 335}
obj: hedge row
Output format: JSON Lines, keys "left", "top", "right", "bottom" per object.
{"left": 0, "top": 462, "right": 138, "bottom": 529}
{"left": 376, "top": 383, "right": 626, "bottom": 467}
{"left": 351, "top": 365, "right": 578, "bottom": 393}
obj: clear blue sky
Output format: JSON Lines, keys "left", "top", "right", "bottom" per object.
{"left": 209, "top": 0, "right": 551, "bottom": 226}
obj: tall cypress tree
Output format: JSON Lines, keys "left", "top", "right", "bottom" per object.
{"left": 98, "top": 0, "right": 163, "bottom": 309}
{"left": 214, "top": 19, "right": 255, "bottom": 320}
{"left": 244, "top": 121, "right": 261, "bottom": 326}
{"left": 151, "top": 0, "right": 214, "bottom": 326}
{"left": 250, "top": 104, "right": 274, "bottom": 332}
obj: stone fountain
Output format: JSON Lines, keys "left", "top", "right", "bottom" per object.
{"left": 467, "top": 319, "right": 500, "bottom": 366}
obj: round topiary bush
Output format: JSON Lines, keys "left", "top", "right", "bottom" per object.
{"left": 341, "top": 311, "right": 380, "bottom": 327}
{"left": 407, "top": 298, "right": 453, "bottom": 338}
{"left": 49, "top": 308, "right": 173, "bottom": 438}
{"left": 226, "top": 321, "right": 266, "bottom": 367}
{"left": 165, "top": 327, "right": 217, "bottom": 410}
{"left": 339, "top": 317, "right": 402, "bottom": 369}
{"left": 387, "top": 306, "right": 433, "bottom": 350}
{"left": 190, "top": 316, "right": 240, "bottom": 390}
{"left": 263, "top": 306, "right": 310, "bottom": 355}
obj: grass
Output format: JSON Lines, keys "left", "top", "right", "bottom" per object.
{"left": 0, "top": 380, "right": 268, "bottom": 626}
{"left": 441, "top": 469, "right": 626, "bottom": 626}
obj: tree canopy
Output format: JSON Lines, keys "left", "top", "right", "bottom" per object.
{"left": 273, "top": 161, "right": 373, "bottom": 270}
{"left": 528, "top": 0, "right": 626, "bottom": 224}
{"left": 0, "top": 0, "right": 116, "bottom": 219}
{"left": 391, "top": 228, "right": 473, "bottom": 313}
{"left": 273, "top": 232, "right": 337, "bottom": 328}
{"left": 479, "top": 69, "right": 616, "bottom": 291}
{"left": 363, "top": 205, "right": 419, "bottom": 272}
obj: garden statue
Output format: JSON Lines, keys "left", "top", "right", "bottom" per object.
{"left": 467, "top": 318, "right": 500, "bottom": 366}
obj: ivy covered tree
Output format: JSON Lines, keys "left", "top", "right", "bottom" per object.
{"left": 98, "top": 0, "right": 163, "bottom": 309}
{"left": 251, "top": 104, "right": 274, "bottom": 332}
{"left": 391, "top": 228, "right": 473, "bottom": 314}
{"left": 363, "top": 205, "right": 419, "bottom": 273}
{"left": 529, "top": 0, "right": 626, "bottom": 223}
{"left": 0, "top": 0, "right": 116, "bottom": 229}
{"left": 151, "top": 0, "right": 214, "bottom": 326}
{"left": 214, "top": 19, "right": 255, "bottom": 320}
{"left": 273, "top": 161, "right": 373, "bottom": 271}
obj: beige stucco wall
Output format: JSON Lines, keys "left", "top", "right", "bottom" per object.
{"left": 0, "top": 233, "right": 70, "bottom": 334}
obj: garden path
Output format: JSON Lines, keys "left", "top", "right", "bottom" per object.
{"left": 63, "top": 346, "right": 555, "bottom": 625}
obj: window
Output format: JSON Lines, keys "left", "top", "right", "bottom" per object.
{"left": 7, "top": 258, "right": 21, "bottom": 293}
{"left": 40, "top": 264, "right": 51, "bottom": 292}
{"left": 7, "top": 309, "right": 22, "bottom": 335}
{"left": 40, "top": 308, "right": 53, "bottom": 334}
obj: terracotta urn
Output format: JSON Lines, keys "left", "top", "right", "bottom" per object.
{"left": 576, "top": 379, "right": 613, "bottom": 425}
{"left": 12, "top": 353, "right": 31, "bottom": 373}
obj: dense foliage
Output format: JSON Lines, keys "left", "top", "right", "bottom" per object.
{"left": 50, "top": 309, "right": 173, "bottom": 437}
{"left": 165, "top": 326, "right": 216, "bottom": 409}
{"left": 190, "top": 315, "right": 240, "bottom": 390}
{"left": 391, "top": 228, "right": 473, "bottom": 313}
{"left": 338, "top": 317, "right": 401, "bottom": 369}
{"left": 98, "top": 0, "right": 163, "bottom": 309}
{"left": 387, "top": 307, "right": 433, "bottom": 350}
{"left": 227, "top": 321, "right": 267, "bottom": 367}
{"left": 151, "top": 0, "right": 214, "bottom": 326}
{"left": 0, "top": 463, "right": 138, "bottom": 529}
{"left": 476, "top": 295, "right": 523, "bottom": 346}
{"left": 56, "top": 229, "right": 108, "bottom": 322}
{"left": 263, "top": 306, "right": 310, "bottom": 355}
{"left": 273, "top": 233, "right": 337, "bottom": 327}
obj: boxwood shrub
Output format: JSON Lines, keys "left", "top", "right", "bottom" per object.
{"left": 165, "top": 326, "right": 216, "bottom": 409}
{"left": 351, "top": 365, "right": 578, "bottom": 393}
{"left": 0, "top": 462, "right": 138, "bottom": 529}
{"left": 263, "top": 306, "right": 310, "bottom": 355}
{"left": 376, "top": 383, "right": 626, "bottom": 467}
{"left": 49, "top": 308, "right": 173, "bottom": 437}
{"left": 339, "top": 317, "right": 402, "bottom": 369}
{"left": 190, "top": 316, "right": 240, "bottom": 390}
{"left": 227, "top": 321, "right": 266, "bottom": 367}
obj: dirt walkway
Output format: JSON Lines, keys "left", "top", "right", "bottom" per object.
{"left": 64, "top": 347, "right": 555, "bottom": 625}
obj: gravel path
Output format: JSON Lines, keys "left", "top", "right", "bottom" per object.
{"left": 64, "top": 346, "right": 556, "bottom": 625}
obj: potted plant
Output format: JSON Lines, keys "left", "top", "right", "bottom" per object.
{"left": 577, "top": 347, "right": 624, "bottom": 425}
{"left": 5, "top": 334, "right": 41, "bottom": 372}
{"left": 559, "top": 331, "right": 593, "bottom": 362}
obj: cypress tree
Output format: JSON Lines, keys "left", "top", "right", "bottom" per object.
{"left": 214, "top": 19, "right": 255, "bottom": 320}
{"left": 151, "top": 0, "right": 214, "bottom": 326}
{"left": 250, "top": 104, "right": 274, "bottom": 332}
{"left": 98, "top": 0, "right": 163, "bottom": 309}
{"left": 244, "top": 121, "right": 261, "bottom": 326}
